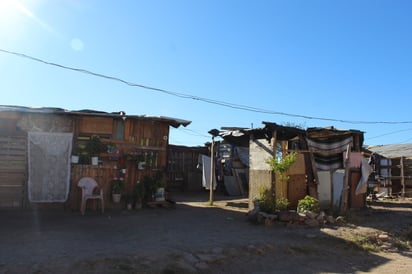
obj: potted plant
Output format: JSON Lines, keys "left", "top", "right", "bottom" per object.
{"left": 154, "top": 171, "right": 167, "bottom": 202}
{"left": 106, "top": 142, "right": 116, "bottom": 154}
{"left": 85, "top": 135, "right": 107, "bottom": 165}
{"left": 133, "top": 180, "right": 145, "bottom": 209}
{"left": 142, "top": 176, "right": 157, "bottom": 202}
{"left": 71, "top": 145, "right": 80, "bottom": 164}
{"left": 111, "top": 178, "right": 124, "bottom": 203}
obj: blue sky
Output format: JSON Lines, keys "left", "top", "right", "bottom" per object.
{"left": 1, "top": 0, "right": 412, "bottom": 146}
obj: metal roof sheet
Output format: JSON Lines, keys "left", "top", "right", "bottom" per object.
{"left": 367, "top": 144, "right": 412, "bottom": 159}
{"left": 0, "top": 105, "right": 191, "bottom": 128}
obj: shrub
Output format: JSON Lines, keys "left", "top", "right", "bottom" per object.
{"left": 275, "top": 197, "right": 290, "bottom": 211}
{"left": 297, "top": 195, "right": 319, "bottom": 213}
{"left": 255, "top": 186, "right": 276, "bottom": 214}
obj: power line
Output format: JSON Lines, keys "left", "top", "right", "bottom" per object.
{"left": 2, "top": 48, "right": 412, "bottom": 125}
{"left": 368, "top": 128, "right": 412, "bottom": 140}
{"left": 176, "top": 127, "right": 210, "bottom": 138}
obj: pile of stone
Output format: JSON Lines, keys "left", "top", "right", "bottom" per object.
{"left": 370, "top": 232, "right": 399, "bottom": 252}
{"left": 249, "top": 206, "right": 344, "bottom": 228}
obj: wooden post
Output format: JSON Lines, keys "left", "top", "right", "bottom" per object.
{"left": 271, "top": 130, "right": 277, "bottom": 197}
{"left": 401, "top": 156, "right": 405, "bottom": 198}
{"left": 340, "top": 145, "right": 351, "bottom": 214}
{"left": 209, "top": 136, "right": 215, "bottom": 205}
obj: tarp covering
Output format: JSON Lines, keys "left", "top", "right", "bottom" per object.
{"left": 234, "top": 146, "right": 249, "bottom": 167}
{"left": 198, "top": 154, "right": 216, "bottom": 190}
{"left": 356, "top": 158, "right": 373, "bottom": 195}
{"left": 28, "top": 132, "right": 73, "bottom": 202}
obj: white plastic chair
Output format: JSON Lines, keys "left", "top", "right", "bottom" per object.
{"left": 78, "top": 177, "right": 104, "bottom": 215}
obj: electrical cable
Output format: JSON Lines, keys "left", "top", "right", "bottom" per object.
{"left": 175, "top": 127, "right": 210, "bottom": 138}
{"left": 368, "top": 128, "right": 412, "bottom": 140}
{"left": 2, "top": 48, "right": 412, "bottom": 125}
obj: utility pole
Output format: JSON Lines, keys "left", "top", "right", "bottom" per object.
{"left": 209, "top": 135, "right": 215, "bottom": 205}
{"left": 208, "top": 129, "right": 220, "bottom": 205}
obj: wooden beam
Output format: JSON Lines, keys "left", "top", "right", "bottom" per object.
{"left": 340, "top": 144, "right": 351, "bottom": 214}
{"left": 401, "top": 156, "right": 405, "bottom": 198}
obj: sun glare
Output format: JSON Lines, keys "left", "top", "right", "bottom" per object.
{"left": 0, "top": 0, "right": 58, "bottom": 38}
{"left": 0, "top": 0, "right": 20, "bottom": 22}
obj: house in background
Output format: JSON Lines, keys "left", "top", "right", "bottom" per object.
{"left": 0, "top": 105, "right": 190, "bottom": 210}
{"left": 365, "top": 143, "right": 412, "bottom": 198}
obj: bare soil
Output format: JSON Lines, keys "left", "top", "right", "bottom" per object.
{"left": 0, "top": 192, "right": 411, "bottom": 274}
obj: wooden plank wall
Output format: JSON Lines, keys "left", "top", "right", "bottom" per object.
{"left": 0, "top": 135, "right": 27, "bottom": 208}
{"left": 69, "top": 165, "right": 117, "bottom": 211}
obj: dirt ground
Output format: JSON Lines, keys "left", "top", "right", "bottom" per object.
{"left": 0, "top": 191, "right": 412, "bottom": 274}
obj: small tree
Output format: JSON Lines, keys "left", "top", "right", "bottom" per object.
{"left": 266, "top": 152, "right": 297, "bottom": 201}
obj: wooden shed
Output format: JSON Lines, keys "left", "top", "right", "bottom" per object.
{"left": 0, "top": 105, "right": 190, "bottom": 210}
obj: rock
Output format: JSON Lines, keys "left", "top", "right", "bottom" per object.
{"left": 278, "top": 210, "right": 299, "bottom": 222}
{"left": 304, "top": 218, "right": 319, "bottom": 228}
{"left": 257, "top": 212, "right": 266, "bottom": 224}
{"left": 316, "top": 211, "right": 326, "bottom": 221}
{"left": 378, "top": 234, "right": 389, "bottom": 242}
{"left": 265, "top": 218, "right": 275, "bottom": 227}
{"left": 335, "top": 216, "right": 345, "bottom": 224}
{"left": 247, "top": 206, "right": 260, "bottom": 222}
{"left": 298, "top": 214, "right": 307, "bottom": 223}
{"left": 380, "top": 242, "right": 392, "bottom": 250}
{"left": 266, "top": 213, "right": 278, "bottom": 220}
{"left": 305, "top": 211, "right": 318, "bottom": 220}
{"left": 326, "top": 215, "right": 336, "bottom": 224}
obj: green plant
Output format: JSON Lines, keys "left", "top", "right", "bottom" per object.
{"left": 107, "top": 142, "right": 116, "bottom": 153}
{"left": 142, "top": 176, "right": 156, "bottom": 201}
{"left": 255, "top": 186, "right": 276, "bottom": 214}
{"left": 111, "top": 178, "right": 124, "bottom": 194}
{"left": 266, "top": 152, "right": 297, "bottom": 175}
{"left": 133, "top": 181, "right": 145, "bottom": 201}
{"left": 85, "top": 135, "right": 107, "bottom": 156}
{"left": 275, "top": 197, "right": 290, "bottom": 211}
{"left": 266, "top": 152, "right": 297, "bottom": 199}
{"left": 297, "top": 195, "right": 319, "bottom": 213}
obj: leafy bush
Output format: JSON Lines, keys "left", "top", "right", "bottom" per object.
{"left": 255, "top": 187, "right": 291, "bottom": 213}
{"left": 297, "top": 195, "right": 319, "bottom": 213}
{"left": 275, "top": 197, "right": 290, "bottom": 211}
{"left": 255, "top": 187, "right": 276, "bottom": 214}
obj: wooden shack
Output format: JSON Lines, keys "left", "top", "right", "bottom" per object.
{"left": 0, "top": 105, "right": 190, "bottom": 210}
{"left": 217, "top": 123, "right": 366, "bottom": 211}
{"left": 366, "top": 144, "right": 412, "bottom": 198}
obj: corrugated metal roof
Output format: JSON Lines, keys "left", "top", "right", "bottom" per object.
{"left": 367, "top": 144, "right": 412, "bottom": 159}
{"left": 0, "top": 105, "right": 191, "bottom": 128}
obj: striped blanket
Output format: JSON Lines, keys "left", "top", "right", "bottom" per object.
{"left": 306, "top": 137, "right": 353, "bottom": 171}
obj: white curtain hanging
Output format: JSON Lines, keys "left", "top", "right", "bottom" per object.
{"left": 28, "top": 132, "right": 73, "bottom": 202}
